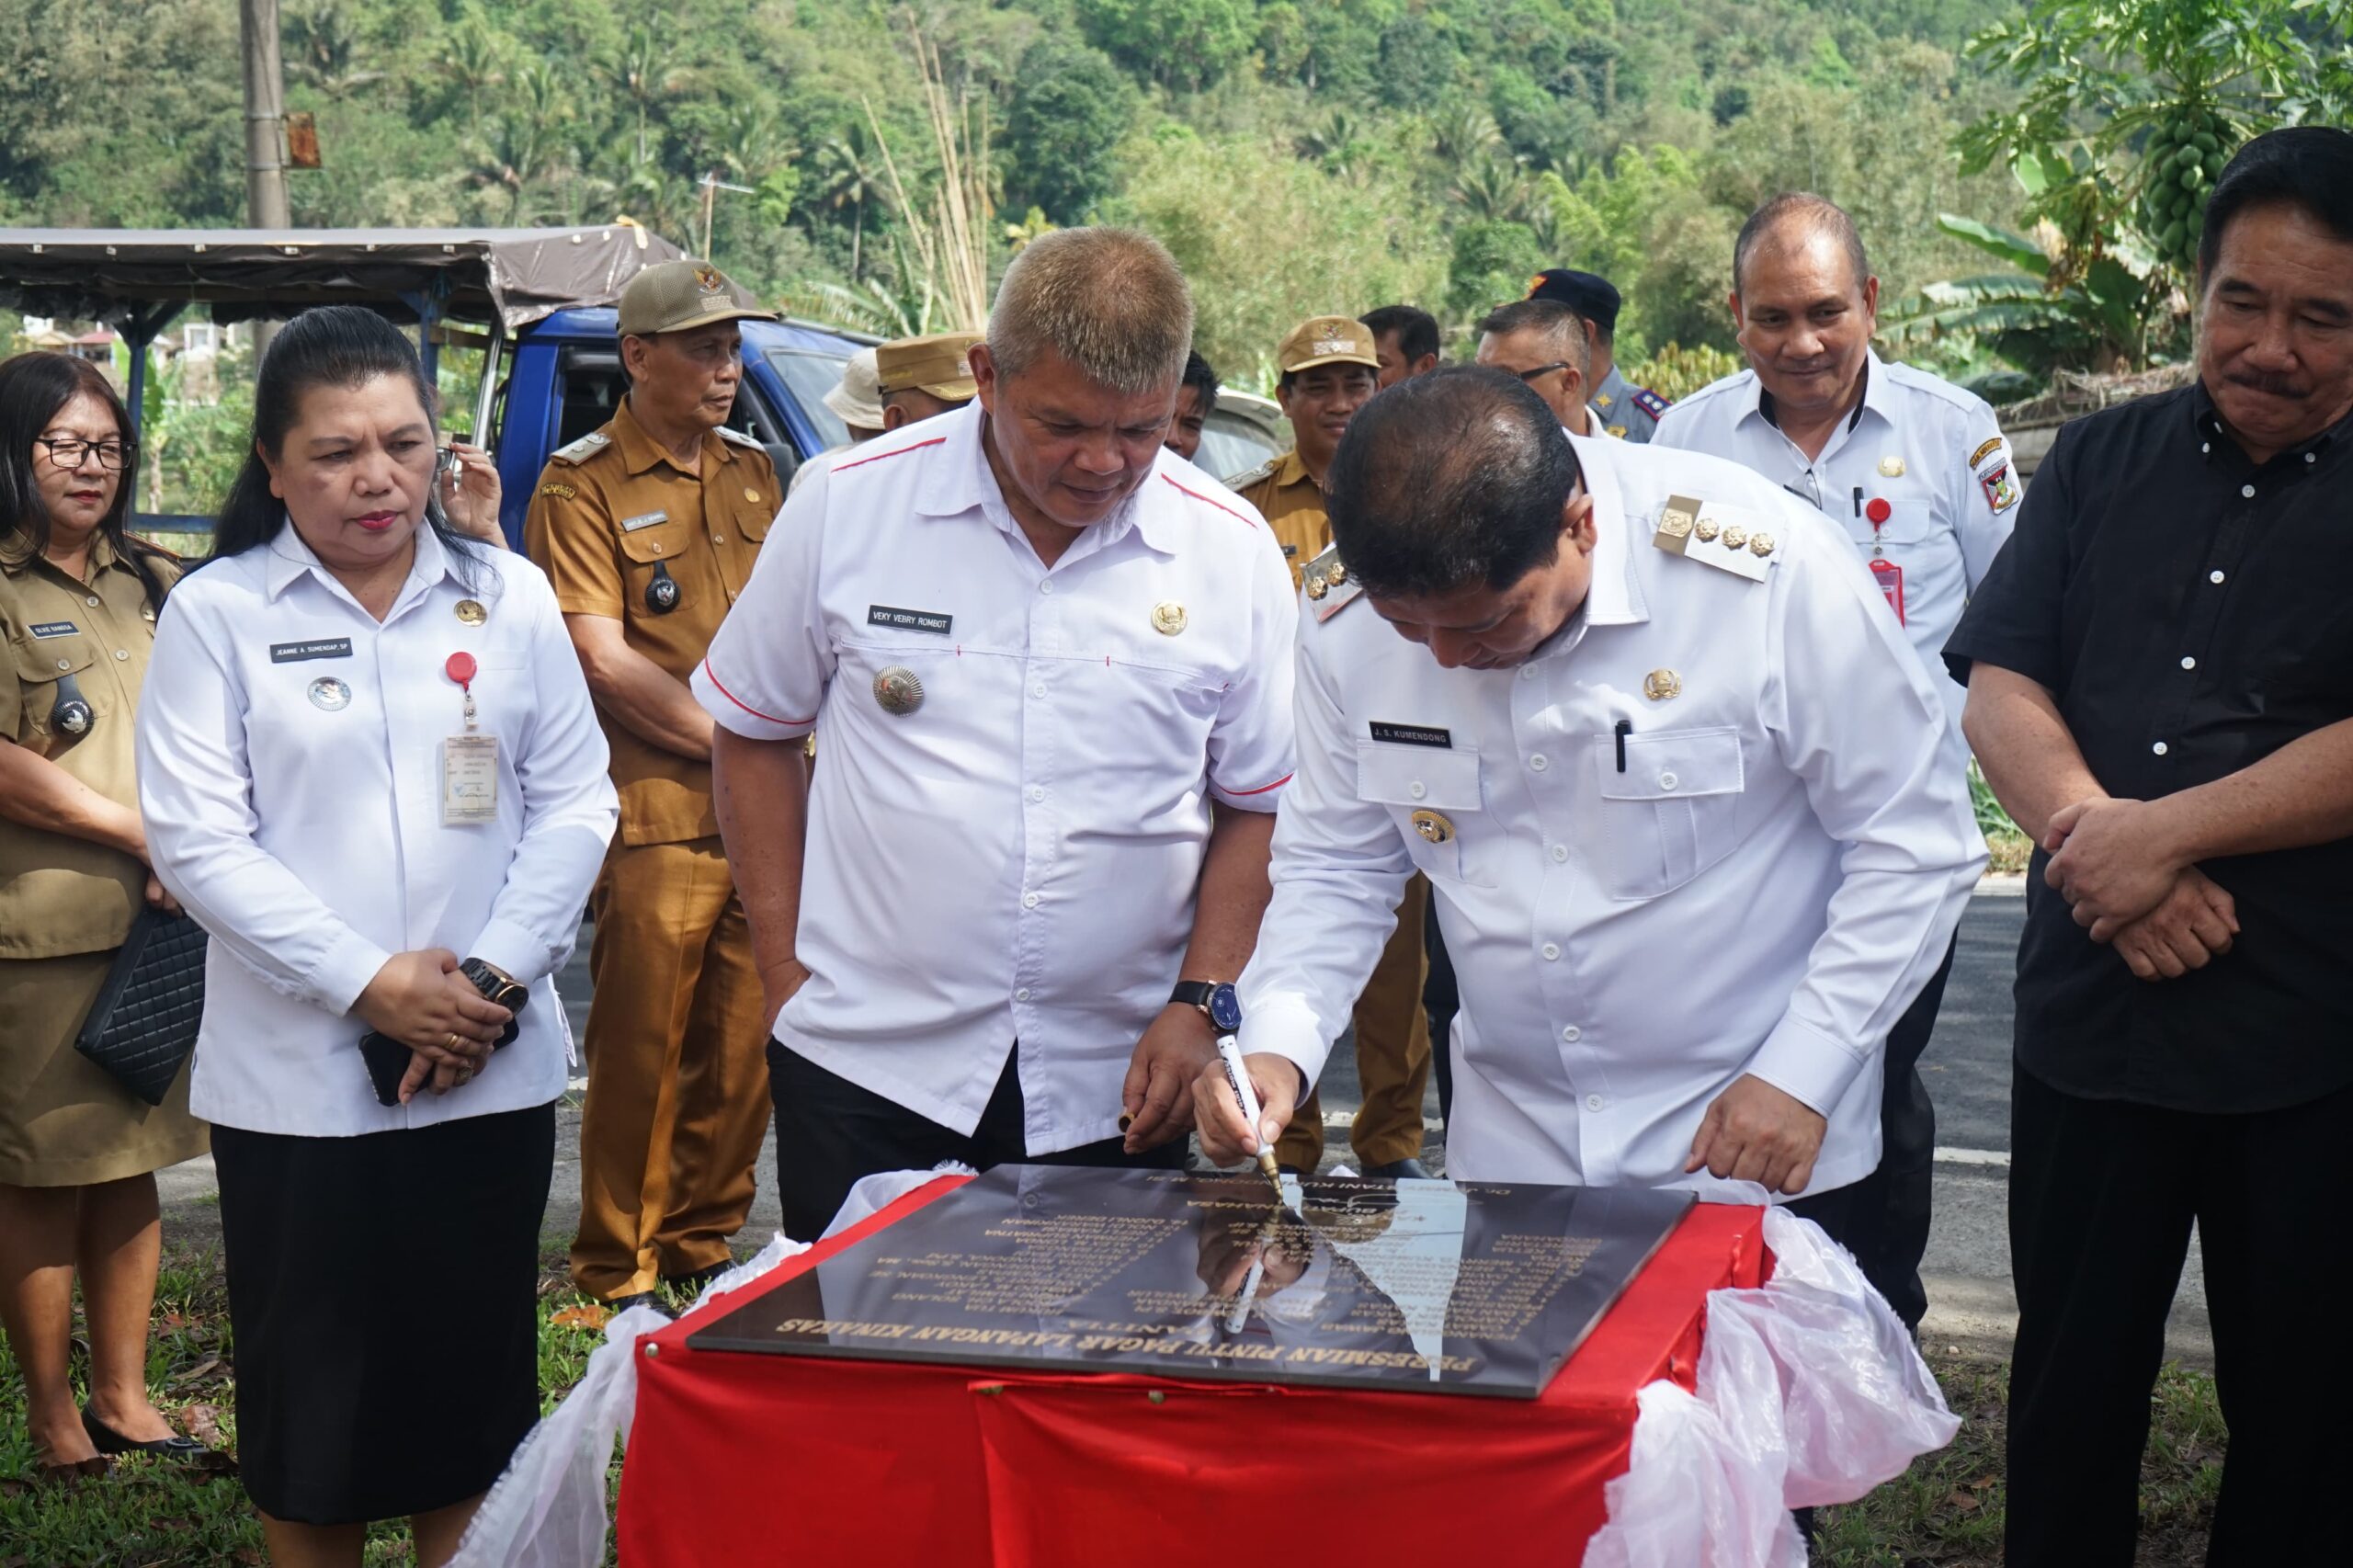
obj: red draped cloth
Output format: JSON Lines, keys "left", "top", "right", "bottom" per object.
{"left": 620, "top": 1177, "right": 1769, "bottom": 1568}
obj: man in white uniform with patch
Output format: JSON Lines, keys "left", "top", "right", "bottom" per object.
{"left": 1653, "top": 192, "right": 2018, "bottom": 1328}
{"left": 1197, "top": 367, "right": 1984, "bottom": 1241}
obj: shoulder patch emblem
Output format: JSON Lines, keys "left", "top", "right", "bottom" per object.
{"left": 716, "top": 426, "right": 763, "bottom": 449}
{"left": 1981, "top": 462, "right": 2020, "bottom": 515}
{"left": 1652, "top": 494, "right": 1772, "bottom": 583}
{"left": 1301, "top": 541, "right": 1363, "bottom": 620}
{"left": 539, "top": 482, "right": 577, "bottom": 501}
{"left": 1631, "top": 387, "right": 1672, "bottom": 419}
{"left": 1607, "top": 425, "right": 1628, "bottom": 439}
{"left": 551, "top": 430, "right": 611, "bottom": 465}
{"left": 1968, "top": 436, "right": 2005, "bottom": 470}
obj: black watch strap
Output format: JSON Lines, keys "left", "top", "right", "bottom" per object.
{"left": 1169, "top": 980, "right": 1218, "bottom": 1014}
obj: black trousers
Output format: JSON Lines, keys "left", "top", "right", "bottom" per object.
{"left": 1836, "top": 935, "right": 1955, "bottom": 1331}
{"left": 1423, "top": 905, "right": 1458, "bottom": 1128}
{"left": 769, "top": 1042, "right": 1190, "bottom": 1243}
{"left": 2006, "top": 1065, "right": 2353, "bottom": 1566}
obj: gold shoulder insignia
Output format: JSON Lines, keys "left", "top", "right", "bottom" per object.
{"left": 539, "top": 482, "right": 577, "bottom": 500}
{"left": 1301, "top": 541, "right": 1364, "bottom": 620}
{"left": 1652, "top": 494, "right": 1773, "bottom": 583}
{"left": 1223, "top": 457, "right": 1279, "bottom": 493}
{"left": 551, "top": 430, "right": 612, "bottom": 466}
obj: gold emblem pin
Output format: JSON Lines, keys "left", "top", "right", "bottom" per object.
{"left": 1305, "top": 575, "right": 1329, "bottom": 601}
{"left": 872, "top": 665, "right": 924, "bottom": 716}
{"left": 1879, "top": 455, "right": 1906, "bottom": 478}
{"left": 1607, "top": 425, "right": 1628, "bottom": 438}
{"left": 1694, "top": 517, "right": 1721, "bottom": 543}
{"left": 1325, "top": 562, "right": 1348, "bottom": 588}
{"left": 1722, "top": 525, "right": 1749, "bottom": 551}
{"left": 1410, "top": 809, "right": 1454, "bottom": 845}
{"left": 1643, "top": 668, "right": 1682, "bottom": 701}
{"left": 1152, "top": 601, "right": 1188, "bottom": 636}
{"left": 455, "top": 599, "right": 488, "bottom": 626}
{"left": 1750, "top": 531, "right": 1777, "bottom": 557}
{"left": 744, "top": 487, "right": 761, "bottom": 504}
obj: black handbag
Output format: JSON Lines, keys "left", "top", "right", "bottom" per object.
{"left": 73, "top": 908, "right": 209, "bottom": 1107}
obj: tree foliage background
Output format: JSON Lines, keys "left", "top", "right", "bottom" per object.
{"left": 0, "top": 0, "right": 2345, "bottom": 392}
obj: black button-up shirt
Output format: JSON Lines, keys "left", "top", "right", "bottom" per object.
{"left": 1946, "top": 381, "right": 2353, "bottom": 1113}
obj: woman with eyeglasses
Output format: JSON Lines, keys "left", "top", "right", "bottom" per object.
{"left": 0, "top": 351, "right": 211, "bottom": 1481}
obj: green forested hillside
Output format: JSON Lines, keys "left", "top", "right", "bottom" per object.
{"left": 1, "top": 1, "right": 2345, "bottom": 391}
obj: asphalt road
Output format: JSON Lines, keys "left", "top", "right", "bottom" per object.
{"left": 156, "top": 878, "right": 2213, "bottom": 1362}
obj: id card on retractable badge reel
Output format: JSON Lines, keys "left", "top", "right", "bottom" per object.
{"left": 441, "top": 651, "right": 500, "bottom": 825}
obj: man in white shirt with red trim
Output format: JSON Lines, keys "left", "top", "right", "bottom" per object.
{"left": 695, "top": 228, "right": 1298, "bottom": 1240}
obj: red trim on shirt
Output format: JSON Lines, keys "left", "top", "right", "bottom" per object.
{"left": 700, "top": 658, "right": 811, "bottom": 726}
{"left": 1220, "top": 772, "right": 1293, "bottom": 798}
{"left": 1159, "top": 473, "right": 1260, "bottom": 528}
{"left": 833, "top": 435, "right": 947, "bottom": 472}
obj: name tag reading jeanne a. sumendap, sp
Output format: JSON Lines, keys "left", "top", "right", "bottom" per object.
{"left": 441, "top": 733, "right": 500, "bottom": 824}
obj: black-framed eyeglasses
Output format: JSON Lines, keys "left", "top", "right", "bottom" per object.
{"left": 36, "top": 437, "right": 135, "bottom": 472}
{"left": 1510, "top": 363, "right": 1574, "bottom": 383}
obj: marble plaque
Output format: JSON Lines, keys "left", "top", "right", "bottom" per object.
{"left": 688, "top": 1165, "right": 1695, "bottom": 1399}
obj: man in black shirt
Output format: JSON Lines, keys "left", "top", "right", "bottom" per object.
{"left": 1946, "top": 127, "right": 2353, "bottom": 1567}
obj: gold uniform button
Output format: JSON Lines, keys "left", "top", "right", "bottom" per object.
{"left": 1643, "top": 668, "right": 1681, "bottom": 701}
{"left": 1152, "top": 601, "right": 1188, "bottom": 636}
{"left": 744, "top": 487, "right": 761, "bottom": 504}
{"left": 1410, "top": 808, "right": 1454, "bottom": 845}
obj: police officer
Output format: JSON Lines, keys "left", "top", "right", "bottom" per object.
{"left": 876, "top": 331, "right": 980, "bottom": 430}
{"left": 1227, "top": 315, "right": 1434, "bottom": 1180}
{"left": 1474, "top": 298, "right": 1607, "bottom": 436}
{"left": 1197, "top": 368, "right": 1984, "bottom": 1241}
{"left": 1652, "top": 193, "right": 2016, "bottom": 1331}
{"left": 1528, "top": 268, "right": 1670, "bottom": 440}
{"left": 524, "top": 258, "right": 782, "bottom": 1308}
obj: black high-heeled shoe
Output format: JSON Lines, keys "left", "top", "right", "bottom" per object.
{"left": 80, "top": 1405, "right": 209, "bottom": 1460}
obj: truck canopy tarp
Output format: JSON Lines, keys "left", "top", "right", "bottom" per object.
{"left": 0, "top": 224, "right": 688, "bottom": 332}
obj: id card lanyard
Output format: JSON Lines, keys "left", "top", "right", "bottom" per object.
{"left": 1860, "top": 491, "right": 1905, "bottom": 626}
{"left": 441, "top": 651, "right": 500, "bottom": 824}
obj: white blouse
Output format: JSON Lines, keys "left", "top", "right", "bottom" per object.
{"left": 137, "top": 522, "right": 616, "bottom": 1136}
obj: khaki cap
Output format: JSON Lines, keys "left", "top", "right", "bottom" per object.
{"left": 822, "top": 347, "right": 884, "bottom": 431}
{"left": 1277, "top": 315, "right": 1380, "bottom": 374}
{"left": 876, "top": 331, "right": 981, "bottom": 402}
{"left": 617, "top": 259, "right": 779, "bottom": 337}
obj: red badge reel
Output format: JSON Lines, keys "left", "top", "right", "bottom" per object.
{"left": 1863, "top": 497, "right": 1904, "bottom": 626}
{"left": 446, "top": 652, "right": 481, "bottom": 729}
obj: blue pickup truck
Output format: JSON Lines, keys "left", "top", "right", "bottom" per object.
{"left": 486, "top": 305, "right": 863, "bottom": 545}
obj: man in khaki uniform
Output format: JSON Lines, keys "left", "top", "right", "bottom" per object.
{"left": 1225, "top": 316, "right": 1434, "bottom": 1178}
{"left": 876, "top": 331, "right": 979, "bottom": 429}
{"left": 525, "top": 259, "right": 781, "bottom": 1307}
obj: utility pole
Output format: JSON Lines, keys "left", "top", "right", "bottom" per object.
{"left": 241, "top": 0, "right": 290, "bottom": 354}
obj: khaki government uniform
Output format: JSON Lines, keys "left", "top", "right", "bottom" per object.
{"left": 0, "top": 534, "right": 206, "bottom": 1186}
{"left": 527, "top": 396, "right": 779, "bottom": 1298}
{"left": 1225, "top": 456, "right": 1433, "bottom": 1171}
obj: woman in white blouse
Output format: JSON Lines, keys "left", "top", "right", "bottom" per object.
{"left": 137, "top": 307, "right": 616, "bottom": 1567}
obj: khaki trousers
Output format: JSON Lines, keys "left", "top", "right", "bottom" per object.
{"left": 1276, "top": 875, "right": 1432, "bottom": 1171}
{"left": 569, "top": 837, "right": 771, "bottom": 1300}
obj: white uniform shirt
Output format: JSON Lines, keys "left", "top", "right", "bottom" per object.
{"left": 1237, "top": 436, "right": 1985, "bottom": 1199}
{"left": 1652, "top": 350, "right": 2018, "bottom": 760}
{"left": 693, "top": 403, "right": 1298, "bottom": 1153}
{"left": 137, "top": 524, "right": 617, "bottom": 1136}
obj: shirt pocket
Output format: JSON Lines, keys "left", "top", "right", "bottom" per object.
{"left": 10, "top": 631, "right": 103, "bottom": 744}
{"left": 613, "top": 515, "right": 695, "bottom": 620}
{"left": 1355, "top": 742, "right": 1485, "bottom": 883}
{"left": 1587, "top": 726, "right": 1745, "bottom": 901}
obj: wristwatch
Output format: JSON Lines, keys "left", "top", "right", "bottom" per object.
{"left": 460, "top": 957, "right": 530, "bottom": 1048}
{"left": 1169, "top": 980, "right": 1243, "bottom": 1034}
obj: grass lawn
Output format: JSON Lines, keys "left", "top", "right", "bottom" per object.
{"left": 4, "top": 1245, "right": 2223, "bottom": 1567}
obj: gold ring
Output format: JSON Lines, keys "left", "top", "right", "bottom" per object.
{"left": 446, "top": 1032, "right": 462, "bottom": 1053}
